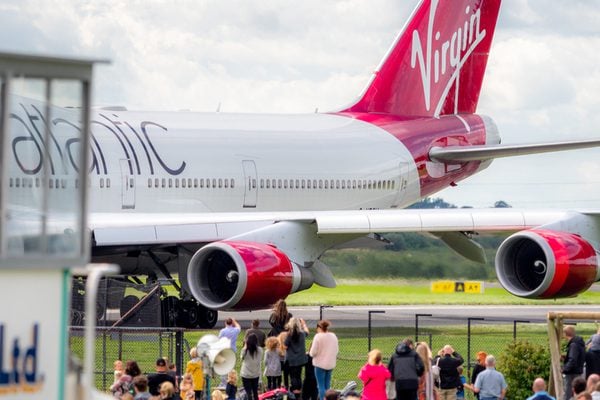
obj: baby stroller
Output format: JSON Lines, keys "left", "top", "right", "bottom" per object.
{"left": 337, "top": 381, "right": 359, "bottom": 399}
{"left": 258, "top": 387, "right": 295, "bottom": 400}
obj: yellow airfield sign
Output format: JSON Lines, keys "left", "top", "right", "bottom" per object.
{"left": 431, "top": 280, "right": 484, "bottom": 294}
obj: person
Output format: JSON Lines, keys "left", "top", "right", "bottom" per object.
{"left": 572, "top": 376, "right": 587, "bottom": 399}
{"left": 132, "top": 375, "right": 152, "bottom": 400}
{"left": 577, "top": 393, "right": 593, "bottom": 400}
{"left": 309, "top": 320, "right": 339, "bottom": 400}
{"left": 415, "top": 342, "right": 437, "bottom": 400}
{"left": 525, "top": 377, "right": 555, "bottom": 400}
{"left": 121, "top": 393, "right": 134, "bottom": 400}
{"left": 159, "top": 381, "right": 177, "bottom": 400}
{"left": 285, "top": 317, "right": 309, "bottom": 398}
{"left": 167, "top": 361, "right": 179, "bottom": 389}
{"left": 388, "top": 338, "right": 424, "bottom": 400}
{"left": 591, "top": 381, "right": 600, "bottom": 400}
{"left": 358, "top": 348, "right": 391, "bottom": 400}
{"left": 264, "top": 336, "right": 283, "bottom": 390}
{"left": 111, "top": 370, "right": 133, "bottom": 398}
{"left": 457, "top": 366, "right": 466, "bottom": 400}
{"left": 179, "top": 373, "right": 195, "bottom": 400}
{"left": 471, "top": 351, "right": 487, "bottom": 399}
{"left": 587, "top": 341, "right": 600, "bottom": 379}
{"left": 465, "top": 355, "right": 507, "bottom": 400}
{"left": 278, "top": 331, "right": 290, "bottom": 389}
{"left": 245, "top": 319, "right": 267, "bottom": 348}
{"left": 588, "top": 375, "right": 600, "bottom": 395}
{"left": 186, "top": 347, "right": 204, "bottom": 400}
{"left": 148, "top": 358, "right": 177, "bottom": 396}
{"left": 303, "top": 354, "right": 319, "bottom": 400}
{"left": 114, "top": 360, "right": 125, "bottom": 384}
{"left": 126, "top": 360, "right": 142, "bottom": 380}
{"left": 344, "top": 391, "right": 361, "bottom": 400}
{"left": 212, "top": 390, "right": 225, "bottom": 400}
{"left": 220, "top": 317, "right": 242, "bottom": 353}
{"left": 269, "top": 299, "right": 292, "bottom": 337}
{"left": 563, "top": 325, "right": 586, "bottom": 400}
{"left": 241, "top": 333, "right": 264, "bottom": 400}
{"left": 225, "top": 370, "right": 238, "bottom": 400}
{"left": 324, "top": 389, "right": 339, "bottom": 400}
{"left": 437, "top": 345, "right": 464, "bottom": 400}
{"left": 219, "top": 317, "right": 241, "bottom": 386}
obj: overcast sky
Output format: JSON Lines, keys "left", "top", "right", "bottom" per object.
{"left": 1, "top": 0, "right": 600, "bottom": 209}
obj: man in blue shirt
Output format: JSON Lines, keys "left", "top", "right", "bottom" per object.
{"left": 526, "top": 378, "right": 556, "bottom": 400}
{"left": 219, "top": 317, "right": 241, "bottom": 352}
{"left": 469, "top": 355, "right": 507, "bottom": 400}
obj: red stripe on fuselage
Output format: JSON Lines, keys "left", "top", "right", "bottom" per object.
{"left": 336, "top": 112, "right": 487, "bottom": 198}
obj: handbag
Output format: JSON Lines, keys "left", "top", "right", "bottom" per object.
{"left": 431, "top": 358, "right": 441, "bottom": 381}
{"left": 386, "top": 379, "right": 396, "bottom": 400}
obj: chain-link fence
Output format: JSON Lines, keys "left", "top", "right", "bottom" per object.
{"left": 71, "top": 310, "right": 600, "bottom": 397}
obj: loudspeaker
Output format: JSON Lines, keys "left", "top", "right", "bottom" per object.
{"left": 196, "top": 334, "right": 236, "bottom": 376}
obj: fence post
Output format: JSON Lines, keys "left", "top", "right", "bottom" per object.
{"left": 368, "top": 310, "right": 386, "bottom": 352}
{"left": 467, "top": 317, "right": 484, "bottom": 378}
{"left": 513, "top": 320, "right": 529, "bottom": 341}
{"left": 176, "top": 329, "right": 184, "bottom": 379}
{"left": 415, "top": 314, "right": 432, "bottom": 343}
{"left": 319, "top": 305, "right": 333, "bottom": 321}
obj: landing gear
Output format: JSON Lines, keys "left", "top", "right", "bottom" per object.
{"left": 169, "top": 299, "right": 217, "bottom": 329}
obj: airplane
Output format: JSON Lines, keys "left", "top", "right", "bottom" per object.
{"left": 6, "top": 0, "right": 600, "bottom": 329}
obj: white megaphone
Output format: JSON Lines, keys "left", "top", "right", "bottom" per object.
{"left": 196, "top": 334, "right": 236, "bottom": 376}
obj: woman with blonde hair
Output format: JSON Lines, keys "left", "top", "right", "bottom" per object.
{"left": 358, "top": 349, "right": 391, "bottom": 400}
{"left": 416, "top": 342, "right": 438, "bottom": 400}
{"left": 159, "top": 381, "right": 176, "bottom": 400}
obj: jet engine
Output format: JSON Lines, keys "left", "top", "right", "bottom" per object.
{"left": 495, "top": 229, "right": 599, "bottom": 299}
{"left": 186, "top": 241, "right": 306, "bottom": 310}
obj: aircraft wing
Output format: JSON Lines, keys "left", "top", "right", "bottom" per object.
{"left": 90, "top": 208, "right": 573, "bottom": 247}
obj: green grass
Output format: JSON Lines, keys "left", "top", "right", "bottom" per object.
{"left": 284, "top": 279, "right": 600, "bottom": 305}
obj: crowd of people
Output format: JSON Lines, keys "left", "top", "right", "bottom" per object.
{"left": 107, "top": 303, "right": 600, "bottom": 400}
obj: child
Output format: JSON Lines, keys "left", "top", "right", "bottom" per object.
{"left": 212, "top": 390, "right": 225, "bottom": 400}
{"left": 113, "top": 360, "right": 124, "bottom": 384}
{"left": 264, "top": 336, "right": 282, "bottom": 390}
{"left": 457, "top": 366, "right": 466, "bottom": 400}
{"left": 110, "top": 370, "right": 132, "bottom": 398}
{"left": 225, "top": 370, "right": 237, "bottom": 400}
{"left": 180, "top": 373, "right": 195, "bottom": 400}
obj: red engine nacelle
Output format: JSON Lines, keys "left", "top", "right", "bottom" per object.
{"left": 495, "top": 229, "right": 598, "bottom": 299}
{"left": 186, "top": 241, "right": 298, "bottom": 310}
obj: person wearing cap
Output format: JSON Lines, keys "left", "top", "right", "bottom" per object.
{"left": 586, "top": 330, "right": 600, "bottom": 379}
{"left": 148, "top": 357, "right": 177, "bottom": 396}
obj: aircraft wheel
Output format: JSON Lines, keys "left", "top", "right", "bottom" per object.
{"left": 177, "top": 300, "right": 200, "bottom": 328}
{"left": 161, "top": 296, "right": 180, "bottom": 327}
{"left": 119, "top": 295, "right": 139, "bottom": 318}
{"left": 198, "top": 307, "right": 218, "bottom": 329}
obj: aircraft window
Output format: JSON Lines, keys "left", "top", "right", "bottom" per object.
{"left": 260, "top": 179, "right": 264, "bottom": 189}
{"left": 341, "top": 180, "right": 346, "bottom": 189}
{"left": 377, "top": 181, "right": 382, "bottom": 189}
{"left": 75, "top": 179, "right": 79, "bottom": 189}
{"left": 295, "top": 179, "right": 300, "bottom": 188}
{"left": 194, "top": 178, "right": 198, "bottom": 188}
{"left": 100, "top": 178, "right": 104, "bottom": 188}
{"left": 15, "top": 178, "right": 20, "bottom": 188}
{"left": 148, "top": 178, "right": 152, "bottom": 188}
{"left": 352, "top": 180, "right": 357, "bottom": 189}
{"left": 230, "top": 179, "right": 235, "bottom": 188}
{"left": 200, "top": 178, "right": 204, "bottom": 188}
{"left": 225, "top": 179, "right": 229, "bottom": 188}
{"left": 278, "top": 179, "right": 282, "bottom": 189}
{"left": 169, "top": 178, "right": 173, "bottom": 188}
{"left": 212, "top": 178, "right": 217, "bottom": 188}
{"left": 324, "top": 180, "right": 329, "bottom": 189}
{"left": 9, "top": 178, "right": 13, "bottom": 188}
{"left": 392, "top": 180, "right": 395, "bottom": 189}
{"left": 218, "top": 178, "right": 223, "bottom": 188}
{"left": 266, "top": 179, "right": 270, "bottom": 189}
{"left": 335, "top": 180, "right": 340, "bottom": 189}
{"left": 155, "top": 178, "right": 159, "bottom": 188}
{"left": 161, "top": 178, "right": 166, "bottom": 188}
{"left": 367, "top": 180, "right": 371, "bottom": 189}
{"left": 188, "top": 178, "right": 192, "bottom": 187}
{"left": 301, "top": 179, "right": 305, "bottom": 189}
{"left": 206, "top": 179, "right": 211, "bottom": 188}
{"left": 35, "top": 178, "right": 40, "bottom": 188}
{"left": 252, "top": 179, "right": 256, "bottom": 189}
{"left": 284, "top": 179, "right": 288, "bottom": 189}
{"left": 319, "top": 180, "right": 323, "bottom": 189}
{"left": 387, "top": 180, "right": 391, "bottom": 189}
{"left": 313, "top": 179, "right": 317, "bottom": 188}
{"left": 182, "top": 179, "right": 186, "bottom": 188}
{"left": 175, "top": 179, "right": 180, "bottom": 188}
{"left": 307, "top": 180, "right": 311, "bottom": 189}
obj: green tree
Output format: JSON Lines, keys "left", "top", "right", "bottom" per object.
{"left": 497, "top": 340, "right": 551, "bottom": 400}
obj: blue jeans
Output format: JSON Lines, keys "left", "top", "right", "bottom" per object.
{"left": 314, "top": 367, "right": 332, "bottom": 400}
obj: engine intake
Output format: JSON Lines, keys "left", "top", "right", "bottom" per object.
{"left": 186, "top": 241, "right": 300, "bottom": 310}
{"left": 495, "top": 229, "right": 598, "bottom": 299}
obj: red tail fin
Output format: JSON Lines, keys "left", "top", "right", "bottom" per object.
{"left": 343, "top": 0, "right": 501, "bottom": 117}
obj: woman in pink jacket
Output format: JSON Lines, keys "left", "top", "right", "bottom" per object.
{"left": 358, "top": 349, "right": 391, "bottom": 400}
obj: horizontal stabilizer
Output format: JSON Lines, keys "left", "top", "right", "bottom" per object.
{"left": 429, "top": 138, "right": 600, "bottom": 163}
